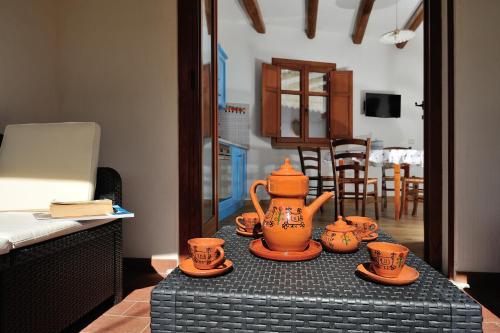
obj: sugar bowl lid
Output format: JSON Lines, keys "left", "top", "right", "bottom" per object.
{"left": 326, "top": 216, "right": 356, "bottom": 232}
{"left": 271, "top": 158, "right": 303, "bottom": 176}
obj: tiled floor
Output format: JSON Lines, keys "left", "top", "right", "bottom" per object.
{"left": 81, "top": 201, "right": 499, "bottom": 332}
{"left": 481, "top": 306, "right": 500, "bottom": 333}
{"left": 80, "top": 288, "right": 153, "bottom": 333}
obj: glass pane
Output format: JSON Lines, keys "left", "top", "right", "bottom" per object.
{"left": 201, "top": 0, "right": 213, "bottom": 223}
{"left": 281, "top": 94, "right": 301, "bottom": 138}
{"left": 218, "top": 145, "right": 232, "bottom": 202}
{"left": 308, "top": 96, "right": 328, "bottom": 138}
{"left": 281, "top": 69, "right": 300, "bottom": 91}
{"left": 309, "top": 72, "right": 327, "bottom": 92}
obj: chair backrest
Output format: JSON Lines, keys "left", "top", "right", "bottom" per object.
{"left": 297, "top": 147, "right": 321, "bottom": 179}
{"left": 0, "top": 122, "right": 101, "bottom": 211}
{"left": 329, "top": 138, "right": 371, "bottom": 197}
{"left": 383, "top": 146, "right": 411, "bottom": 150}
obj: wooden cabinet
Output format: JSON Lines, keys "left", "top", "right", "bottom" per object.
{"left": 261, "top": 58, "right": 353, "bottom": 147}
{"left": 217, "top": 44, "right": 228, "bottom": 109}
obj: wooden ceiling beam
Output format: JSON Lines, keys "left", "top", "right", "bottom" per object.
{"left": 306, "top": 0, "right": 319, "bottom": 39}
{"left": 396, "top": 2, "right": 424, "bottom": 49}
{"left": 241, "top": 0, "right": 266, "bottom": 34}
{"left": 352, "top": 0, "right": 375, "bottom": 44}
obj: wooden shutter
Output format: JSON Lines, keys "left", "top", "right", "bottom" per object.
{"left": 261, "top": 63, "right": 280, "bottom": 137}
{"left": 329, "top": 71, "right": 353, "bottom": 139}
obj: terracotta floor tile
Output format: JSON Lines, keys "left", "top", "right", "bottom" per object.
{"left": 104, "top": 301, "right": 136, "bottom": 316}
{"left": 124, "top": 286, "right": 154, "bottom": 302}
{"left": 484, "top": 306, "right": 500, "bottom": 323}
{"left": 82, "top": 315, "right": 149, "bottom": 333}
{"left": 123, "top": 301, "right": 151, "bottom": 318}
{"left": 483, "top": 322, "right": 500, "bottom": 333}
{"left": 140, "top": 325, "right": 151, "bottom": 333}
{"left": 151, "top": 259, "right": 177, "bottom": 277}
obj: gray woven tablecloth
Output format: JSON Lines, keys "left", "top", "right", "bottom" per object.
{"left": 151, "top": 226, "right": 482, "bottom": 332}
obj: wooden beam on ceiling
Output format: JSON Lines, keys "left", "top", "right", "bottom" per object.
{"left": 396, "top": 1, "right": 424, "bottom": 49}
{"left": 352, "top": 0, "right": 375, "bottom": 44}
{"left": 306, "top": 0, "right": 319, "bottom": 39}
{"left": 241, "top": 0, "right": 266, "bottom": 34}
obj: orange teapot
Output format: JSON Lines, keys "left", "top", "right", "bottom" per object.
{"left": 250, "top": 158, "right": 333, "bottom": 252}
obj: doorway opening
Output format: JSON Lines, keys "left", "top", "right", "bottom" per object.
{"left": 178, "top": 0, "right": 445, "bottom": 273}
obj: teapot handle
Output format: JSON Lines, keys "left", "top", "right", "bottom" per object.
{"left": 250, "top": 180, "right": 267, "bottom": 222}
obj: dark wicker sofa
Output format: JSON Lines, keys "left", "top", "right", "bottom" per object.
{"left": 0, "top": 134, "right": 123, "bottom": 333}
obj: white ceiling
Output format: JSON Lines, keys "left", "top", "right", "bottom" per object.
{"left": 219, "top": 0, "right": 423, "bottom": 39}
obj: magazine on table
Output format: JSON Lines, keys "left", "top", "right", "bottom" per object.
{"left": 34, "top": 205, "right": 134, "bottom": 221}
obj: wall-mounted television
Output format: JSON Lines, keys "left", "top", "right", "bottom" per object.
{"left": 365, "top": 93, "right": 401, "bottom": 118}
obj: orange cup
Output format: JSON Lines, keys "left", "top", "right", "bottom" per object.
{"left": 235, "top": 212, "right": 260, "bottom": 232}
{"left": 187, "top": 238, "right": 225, "bottom": 270}
{"left": 367, "top": 242, "right": 409, "bottom": 278}
{"left": 346, "top": 216, "right": 378, "bottom": 239}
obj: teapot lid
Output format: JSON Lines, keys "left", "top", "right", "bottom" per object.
{"left": 326, "top": 216, "right": 356, "bottom": 232}
{"left": 271, "top": 158, "right": 303, "bottom": 176}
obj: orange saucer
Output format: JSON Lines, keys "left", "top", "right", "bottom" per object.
{"left": 179, "top": 258, "right": 233, "bottom": 277}
{"left": 249, "top": 238, "right": 322, "bottom": 261}
{"left": 236, "top": 227, "right": 263, "bottom": 237}
{"left": 356, "top": 262, "right": 419, "bottom": 285}
{"left": 362, "top": 233, "right": 378, "bottom": 241}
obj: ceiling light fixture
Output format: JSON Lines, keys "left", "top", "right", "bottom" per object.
{"left": 380, "top": 0, "right": 415, "bottom": 45}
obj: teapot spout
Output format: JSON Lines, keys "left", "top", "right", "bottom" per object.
{"left": 305, "top": 191, "right": 334, "bottom": 216}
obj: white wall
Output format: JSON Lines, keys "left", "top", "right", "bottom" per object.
{"left": 57, "top": 0, "right": 178, "bottom": 260}
{"left": 219, "top": 8, "right": 424, "bottom": 196}
{"left": 0, "top": 0, "right": 179, "bottom": 260}
{"left": 0, "top": 0, "right": 59, "bottom": 130}
{"left": 454, "top": 0, "right": 500, "bottom": 273}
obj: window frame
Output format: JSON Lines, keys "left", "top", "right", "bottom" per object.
{"left": 271, "top": 58, "right": 336, "bottom": 148}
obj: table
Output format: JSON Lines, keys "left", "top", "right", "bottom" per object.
{"left": 370, "top": 149, "right": 424, "bottom": 220}
{"left": 326, "top": 149, "right": 424, "bottom": 220}
{"left": 151, "top": 226, "right": 482, "bottom": 332}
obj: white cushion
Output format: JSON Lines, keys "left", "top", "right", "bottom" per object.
{"left": 0, "top": 122, "right": 101, "bottom": 212}
{"left": 0, "top": 237, "right": 10, "bottom": 255}
{"left": 0, "top": 212, "right": 116, "bottom": 251}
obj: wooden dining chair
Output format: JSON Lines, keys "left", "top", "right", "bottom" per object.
{"left": 297, "top": 147, "right": 335, "bottom": 214}
{"left": 381, "top": 147, "right": 411, "bottom": 213}
{"left": 329, "top": 138, "right": 379, "bottom": 219}
{"left": 400, "top": 177, "right": 424, "bottom": 218}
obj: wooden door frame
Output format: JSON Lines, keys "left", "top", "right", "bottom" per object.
{"left": 446, "top": 0, "right": 455, "bottom": 279}
{"left": 178, "top": 0, "right": 453, "bottom": 273}
{"left": 423, "top": 0, "right": 443, "bottom": 271}
{"left": 177, "top": 0, "right": 218, "bottom": 258}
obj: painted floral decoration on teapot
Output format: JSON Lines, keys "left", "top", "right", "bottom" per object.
{"left": 264, "top": 207, "right": 304, "bottom": 229}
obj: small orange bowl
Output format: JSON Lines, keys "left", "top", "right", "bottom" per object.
{"left": 367, "top": 242, "right": 409, "bottom": 278}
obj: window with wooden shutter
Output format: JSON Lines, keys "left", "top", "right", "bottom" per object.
{"left": 261, "top": 58, "right": 352, "bottom": 147}
{"left": 261, "top": 63, "right": 279, "bottom": 137}
{"left": 329, "top": 71, "right": 353, "bottom": 139}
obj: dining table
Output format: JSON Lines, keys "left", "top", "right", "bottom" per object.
{"left": 325, "top": 149, "right": 424, "bottom": 220}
